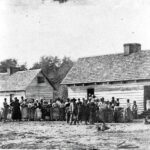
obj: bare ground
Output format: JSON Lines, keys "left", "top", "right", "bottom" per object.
{"left": 0, "top": 120, "right": 150, "bottom": 150}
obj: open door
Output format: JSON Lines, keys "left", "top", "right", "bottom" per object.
{"left": 87, "top": 88, "right": 94, "bottom": 99}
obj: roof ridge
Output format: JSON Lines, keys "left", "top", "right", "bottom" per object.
{"left": 62, "top": 49, "right": 150, "bottom": 85}
{"left": 14, "top": 68, "right": 41, "bottom": 74}
{"left": 78, "top": 49, "right": 150, "bottom": 60}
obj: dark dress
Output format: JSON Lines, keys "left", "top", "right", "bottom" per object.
{"left": 12, "top": 101, "right": 21, "bottom": 120}
{"left": 89, "top": 102, "right": 96, "bottom": 124}
{"left": 82, "top": 102, "right": 90, "bottom": 124}
{"left": 65, "top": 103, "right": 70, "bottom": 123}
{"left": 77, "top": 102, "right": 83, "bottom": 123}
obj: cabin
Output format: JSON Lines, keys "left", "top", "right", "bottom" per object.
{"left": 62, "top": 43, "right": 150, "bottom": 114}
{"left": 0, "top": 68, "right": 55, "bottom": 108}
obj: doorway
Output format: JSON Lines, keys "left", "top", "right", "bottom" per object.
{"left": 87, "top": 88, "right": 94, "bottom": 99}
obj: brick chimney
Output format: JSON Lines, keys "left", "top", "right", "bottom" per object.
{"left": 124, "top": 43, "right": 141, "bottom": 56}
{"left": 7, "top": 67, "right": 20, "bottom": 75}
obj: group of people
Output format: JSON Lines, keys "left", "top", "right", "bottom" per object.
{"left": 1, "top": 96, "right": 66, "bottom": 122}
{"left": 0, "top": 95, "right": 138, "bottom": 124}
{"left": 65, "top": 96, "right": 138, "bottom": 125}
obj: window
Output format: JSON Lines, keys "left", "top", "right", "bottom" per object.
{"left": 37, "top": 76, "right": 45, "bottom": 83}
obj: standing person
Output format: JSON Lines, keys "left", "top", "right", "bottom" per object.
{"left": 45, "top": 102, "right": 51, "bottom": 121}
{"left": 28, "top": 99, "right": 35, "bottom": 121}
{"left": 132, "top": 101, "right": 138, "bottom": 119}
{"left": 111, "top": 97, "right": 116, "bottom": 110}
{"left": 7, "top": 99, "right": 13, "bottom": 121}
{"left": 89, "top": 99, "right": 96, "bottom": 124}
{"left": 65, "top": 98, "right": 70, "bottom": 123}
{"left": 124, "top": 99, "right": 133, "bottom": 122}
{"left": 116, "top": 99, "right": 120, "bottom": 107}
{"left": 98, "top": 98, "right": 106, "bottom": 123}
{"left": 34, "top": 100, "right": 42, "bottom": 121}
{"left": 31, "top": 99, "right": 35, "bottom": 121}
{"left": 69, "top": 98, "right": 77, "bottom": 125}
{"left": 3, "top": 98, "right": 9, "bottom": 121}
{"left": 21, "top": 99, "right": 28, "bottom": 121}
{"left": 10, "top": 99, "right": 14, "bottom": 120}
{"left": 76, "top": 99, "right": 83, "bottom": 124}
{"left": 41, "top": 100, "right": 50, "bottom": 121}
{"left": 114, "top": 99, "right": 120, "bottom": 123}
{"left": 49, "top": 99, "right": 53, "bottom": 121}
{"left": 52, "top": 101, "right": 60, "bottom": 121}
{"left": 12, "top": 97, "right": 21, "bottom": 121}
{"left": 82, "top": 99, "right": 89, "bottom": 125}
{"left": 21, "top": 96, "right": 24, "bottom": 104}
{"left": 59, "top": 100, "right": 65, "bottom": 121}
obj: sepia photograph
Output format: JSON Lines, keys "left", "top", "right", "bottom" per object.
{"left": 0, "top": 0, "right": 150, "bottom": 149}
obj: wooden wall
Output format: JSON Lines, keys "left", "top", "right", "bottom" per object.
{"left": 68, "top": 83, "right": 145, "bottom": 114}
{"left": 26, "top": 72, "right": 53, "bottom": 102}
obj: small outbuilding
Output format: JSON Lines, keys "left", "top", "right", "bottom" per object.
{"left": 62, "top": 43, "right": 150, "bottom": 114}
{"left": 0, "top": 68, "right": 55, "bottom": 107}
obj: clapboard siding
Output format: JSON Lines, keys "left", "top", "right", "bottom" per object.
{"left": 26, "top": 72, "right": 53, "bottom": 101}
{"left": 95, "top": 90, "right": 144, "bottom": 114}
{"left": 68, "top": 84, "right": 144, "bottom": 114}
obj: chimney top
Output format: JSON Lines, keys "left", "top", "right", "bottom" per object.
{"left": 124, "top": 43, "right": 141, "bottom": 56}
{"left": 7, "top": 67, "right": 20, "bottom": 75}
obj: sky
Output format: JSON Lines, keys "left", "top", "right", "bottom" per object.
{"left": 0, "top": 0, "right": 150, "bottom": 67}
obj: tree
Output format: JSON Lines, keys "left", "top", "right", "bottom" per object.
{"left": 0, "top": 58, "right": 27, "bottom": 72}
{"left": 57, "top": 56, "right": 74, "bottom": 82}
{"left": 30, "top": 56, "right": 74, "bottom": 99}
{"left": 20, "top": 63, "right": 27, "bottom": 71}
{"left": 31, "top": 62, "right": 41, "bottom": 70}
{"left": 31, "top": 56, "right": 73, "bottom": 83}
{"left": 30, "top": 56, "right": 61, "bottom": 77}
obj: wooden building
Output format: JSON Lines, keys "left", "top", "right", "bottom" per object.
{"left": 0, "top": 69, "right": 55, "bottom": 107}
{"left": 62, "top": 43, "right": 150, "bottom": 114}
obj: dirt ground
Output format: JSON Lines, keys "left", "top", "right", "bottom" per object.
{"left": 0, "top": 120, "right": 150, "bottom": 150}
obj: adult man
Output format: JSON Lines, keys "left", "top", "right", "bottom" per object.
{"left": 69, "top": 98, "right": 77, "bottom": 125}
{"left": 65, "top": 98, "right": 70, "bottom": 123}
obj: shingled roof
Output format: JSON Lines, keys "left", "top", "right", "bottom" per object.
{"left": 62, "top": 50, "right": 150, "bottom": 85}
{"left": 0, "top": 73, "right": 9, "bottom": 90}
{"left": 0, "top": 69, "right": 42, "bottom": 92}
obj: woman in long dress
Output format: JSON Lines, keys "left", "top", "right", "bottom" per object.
{"left": 34, "top": 100, "right": 42, "bottom": 121}
{"left": 124, "top": 99, "right": 133, "bottom": 122}
{"left": 21, "top": 99, "right": 28, "bottom": 121}
{"left": 52, "top": 102, "right": 60, "bottom": 121}
{"left": 132, "top": 101, "right": 138, "bottom": 119}
{"left": 28, "top": 99, "right": 35, "bottom": 121}
{"left": 12, "top": 97, "right": 21, "bottom": 121}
